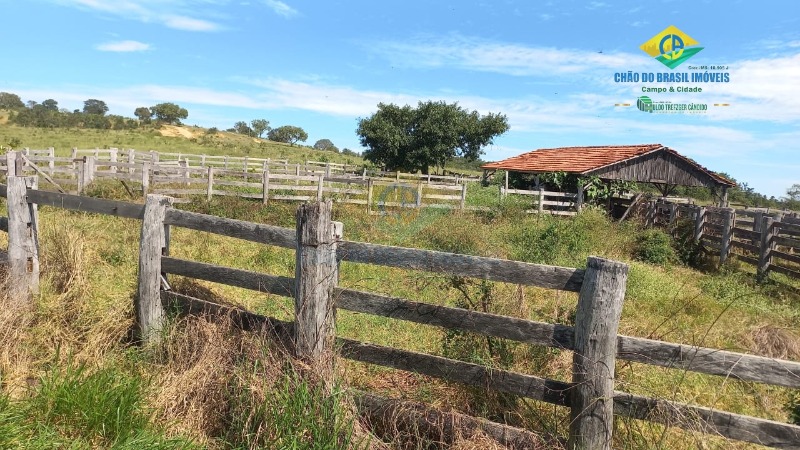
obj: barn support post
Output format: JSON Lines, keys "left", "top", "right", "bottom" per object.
{"left": 575, "top": 181, "right": 584, "bottom": 212}
{"left": 6, "top": 175, "right": 40, "bottom": 301}
{"left": 504, "top": 170, "right": 509, "bottom": 192}
{"left": 568, "top": 256, "right": 629, "bottom": 450}
{"left": 294, "top": 201, "right": 342, "bottom": 385}
{"left": 720, "top": 186, "right": 729, "bottom": 207}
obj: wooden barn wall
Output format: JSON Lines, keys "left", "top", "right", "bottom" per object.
{"left": 587, "top": 151, "right": 716, "bottom": 187}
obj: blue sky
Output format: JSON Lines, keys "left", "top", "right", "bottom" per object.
{"left": 1, "top": 0, "right": 799, "bottom": 198}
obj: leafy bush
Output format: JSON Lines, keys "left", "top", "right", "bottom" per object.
{"left": 786, "top": 392, "right": 800, "bottom": 425}
{"left": 635, "top": 229, "right": 676, "bottom": 265}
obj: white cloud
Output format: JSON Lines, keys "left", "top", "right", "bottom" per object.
{"left": 367, "top": 35, "right": 650, "bottom": 77}
{"left": 95, "top": 40, "right": 151, "bottom": 52}
{"left": 53, "top": 0, "right": 223, "bottom": 31}
{"left": 163, "top": 15, "right": 220, "bottom": 31}
{"left": 263, "top": 0, "right": 298, "bottom": 18}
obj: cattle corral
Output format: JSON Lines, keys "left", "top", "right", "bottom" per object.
{"left": 2, "top": 172, "right": 800, "bottom": 449}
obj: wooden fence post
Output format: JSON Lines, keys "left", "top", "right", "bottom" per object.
{"left": 568, "top": 256, "right": 629, "bottom": 450}
{"left": 757, "top": 215, "right": 775, "bottom": 281}
{"left": 109, "top": 148, "right": 118, "bottom": 173}
{"left": 460, "top": 183, "right": 467, "bottom": 209}
{"left": 135, "top": 194, "right": 174, "bottom": 343}
{"left": 538, "top": 187, "right": 545, "bottom": 214}
{"left": 720, "top": 208, "right": 734, "bottom": 265}
{"left": 179, "top": 160, "right": 190, "bottom": 186}
{"left": 752, "top": 211, "right": 763, "bottom": 247}
{"left": 76, "top": 157, "right": 86, "bottom": 194}
{"left": 47, "top": 147, "right": 55, "bottom": 174}
{"left": 207, "top": 167, "right": 214, "bottom": 202}
{"left": 416, "top": 181, "right": 423, "bottom": 208}
{"left": 693, "top": 206, "right": 706, "bottom": 242}
{"left": 504, "top": 170, "right": 509, "bottom": 193}
{"left": 575, "top": 182, "right": 584, "bottom": 212}
{"left": 5, "top": 151, "right": 17, "bottom": 177}
{"left": 367, "top": 179, "right": 374, "bottom": 214}
{"left": 6, "top": 176, "right": 40, "bottom": 301}
{"left": 141, "top": 162, "right": 151, "bottom": 195}
{"left": 316, "top": 175, "right": 324, "bottom": 201}
{"left": 294, "top": 201, "right": 342, "bottom": 376}
{"left": 262, "top": 168, "right": 270, "bottom": 205}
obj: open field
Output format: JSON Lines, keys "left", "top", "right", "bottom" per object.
{"left": 0, "top": 123, "right": 366, "bottom": 166}
{"left": 2, "top": 185, "right": 800, "bottom": 448}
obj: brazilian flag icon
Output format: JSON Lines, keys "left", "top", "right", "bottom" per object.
{"left": 640, "top": 25, "right": 703, "bottom": 69}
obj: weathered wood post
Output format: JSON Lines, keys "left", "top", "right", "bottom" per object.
{"left": 76, "top": 157, "right": 86, "bottom": 194}
{"left": 504, "top": 170, "right": 509, "bottom": 193}
{"left": 568, "top": 256, "right": 629, "bottom": 450}
{"left": 757, "top": 215, "right": 775, "bottom": 282}
{"left": 109, "top": 148, "right": 118, "bottom": 173}
{"left": 538, "top": 187, "right": 545, "bottom": 214}
{"left": 693, "top": 206, "right": 706, "bottom": 242}
{"left": 752, "top": 211, "right": 764, "bottom": 247}
{"left": 262, "top": 167, "right": 270, "bottom": 205}
{"left": 294, "top": 201, "right": 342, "bottom": 379}
{"left": 720, "top": 208, "right": 734, "bottom": 265}
{"left": 135, "top": 194, "right": 174, "bottom": 343}
{"left": 5, "top": 151, "right": 17, "bottom": 177}
{"left": 14, "top": 151, "right": 25, "bottom": 177}
{"left": 179, "top": 159, "right": 190, "bottom": 186}
{"left": 460, "top": 183, "right": 467, "bottom": 209}
{"left": 207, "top": 167, "right": 214, "bottom": 202}
{"left": 47, "top": 147, "right": 55, "bottom": 174}
{"left": 416, "top": 181, "right": 423, "bottom": 208}
{"left": 141, "top": 162, "right": 151, "bottom": 195}
{"left": 668, "top": 203, "right": 677, "bottom": 226}
{"left": 367, "top": 179, "right": 374, "bottom": 214}
{"left": 316, "top": 175, "right": 324, "bottom": 201}
{"left": 575, "top": 182, "right": 585, "bottom": 212}
{"left": 6, "top": 176, "right": 40, "bottom": 300}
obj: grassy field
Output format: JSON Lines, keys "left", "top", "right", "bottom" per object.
{"left": 1, "top": 184, "right": 799, "bottom": 449}
{"left": 0, "top": 122, "right": 366, "bottom": 166}
{"left": 1, "top": 124, "right": 799, "bottom": 448}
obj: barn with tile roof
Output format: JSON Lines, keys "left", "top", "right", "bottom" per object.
{"left": 481, "top": 144, "right": 735, "bottom": 206}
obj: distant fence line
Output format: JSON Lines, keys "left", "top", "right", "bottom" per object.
{"left": 2, "top": 171, "right": 800, "bottom": 448}
{"left": 646, "top": 199, "right": 800, "bottom": 281}
{"left": 1, "top": 149, "right": 585, "bottom": 215}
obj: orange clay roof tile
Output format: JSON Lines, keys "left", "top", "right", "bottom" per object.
{"left": 481, "top": 144, "right": 735, "bottom": 187}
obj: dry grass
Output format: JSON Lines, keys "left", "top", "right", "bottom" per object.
{"left": 747, "top": 324, "right": 800, "bottom": 360}
{"left": 0, "top": 274, "right": 34, "bottom": 395}
{"left": 150, "top": 314, "right": 269, "bottom": 444}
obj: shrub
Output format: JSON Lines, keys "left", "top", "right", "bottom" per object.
{"left": 635, "top": 229, "right": 676, "bottom": 265}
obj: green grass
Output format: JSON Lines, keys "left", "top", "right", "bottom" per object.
{"left": 0, "top": 363, "right": 197, "bottom": 449}
{"left": 0, "top": 123, "right": 365, "bottom": 166}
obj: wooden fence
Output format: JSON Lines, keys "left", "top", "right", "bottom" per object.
{"left": 2, "top": 175, "right": 800, "bottom": 449}
{"left": 1, "top": 150, "right": 576, "bottom": 214}
{"left": 500, "top": 186, "right": 578, "bottom": 216}
{"left": 647, "top": 199, "right": 800, "bottom": 280}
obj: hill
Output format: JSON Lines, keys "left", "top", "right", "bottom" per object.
{"left": 0, "top": 121, "right": 364, "bottom": 166}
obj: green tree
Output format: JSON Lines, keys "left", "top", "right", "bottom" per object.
{"left": 251, "top": 119, "right": 270, "bottom": 138}
{"left": 313, "top": 138, "right": 338, "bottom": 152}
{"left": 233, "top": 121, "right": 254, "bottom": 136}
{"left": 268, "top": 125, "right": 308, "bottom": 145}
{"left": 134, "top": 107, "right": 152, "bottom": 124}
{"left": 0, "top": 92, "right": 24, "bottom": 109}
{"left": 83, "top": 99, "right": 109, "bottom": 116}
{"left": 41, "top": 99, "right": 59, "bottom": 111}
{"left": 149, "top": 102, "right": 188, "bottom": 125}
{"left": 357, "top": 101, "right": 509, "bottom": 173}
{"left": 785, "top": 184, "right": 800, "bottom": 210}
